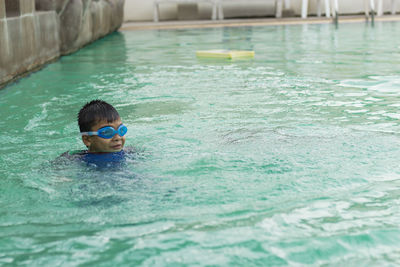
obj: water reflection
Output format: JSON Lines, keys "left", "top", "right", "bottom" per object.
{"left": 222, "top": 26, "right": 254, "bottom": 51}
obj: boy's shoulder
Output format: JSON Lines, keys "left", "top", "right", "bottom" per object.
{"left": 58, "top": 147, "right": 137, "bottom": 163}
{"left": 122, "top": 146, "right": 137, "bottom": 154}
{"left": 53, "top": 146, "right": 143, "bottom": 169}
{"left": 60, "top": 149, "right": 88, "bottom": 159}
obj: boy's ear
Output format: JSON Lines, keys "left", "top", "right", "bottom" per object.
{"left": 82, "top": 136, "right": 91, "bottom": 148}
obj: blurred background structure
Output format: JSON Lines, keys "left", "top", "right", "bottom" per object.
{"left": 124, "top": 0, "right": 399, "bottom": 22}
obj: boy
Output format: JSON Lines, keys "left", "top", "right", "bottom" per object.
{"left": 62, "top": 100, "right": 129, "bottom": 167}
{"left": 78, "top": 99, "right": 127, "bottom": 153}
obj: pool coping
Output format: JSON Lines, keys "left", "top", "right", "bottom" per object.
{"left": 120, "top": 14, "right": 400, "bottom": 31}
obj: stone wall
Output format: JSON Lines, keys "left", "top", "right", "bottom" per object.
{"left": 36, "top": 0, "right": 125, "bottom": 55}
{"left": 0, "top": 0, "right": 125, "bottom": 87}
{"left": 0, "top": 0, "right": 59, "bottom": 86}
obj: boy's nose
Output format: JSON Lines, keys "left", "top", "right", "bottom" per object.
{"left": 112, "top": 133, "right": 122, "bottom": 140}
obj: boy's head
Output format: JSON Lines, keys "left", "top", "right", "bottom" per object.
{"left": 78, "top": 100, "right": 126, "bottom": 153}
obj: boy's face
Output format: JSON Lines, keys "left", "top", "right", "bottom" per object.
{"left": 82, "top": 118, "right": 126, "bottom": 153}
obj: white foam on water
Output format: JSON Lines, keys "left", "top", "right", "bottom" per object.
{"left": 345, "top": 109, "right": 369, "bottom": 114}
{"left": 384, "top": 113, "right": 400, "bottom": 120}
{"left": 365, "top": 97, "right": 382, "bottom": 102}
{"left": 24, "top": 103, "right": 49, "bottom": 131}
{"left": 367, "top": 172, "right": 400, "bottom": 182}
{"left": 338, "top": 76, "right": 400, "bottom": 94}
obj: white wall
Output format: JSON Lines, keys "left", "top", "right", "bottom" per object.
{"left": 124, "top": 0, "right": 400, "bottom": 22}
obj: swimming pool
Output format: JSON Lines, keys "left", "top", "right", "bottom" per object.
{"left": 1, "top": 21, "right": 400, "bottom": 265}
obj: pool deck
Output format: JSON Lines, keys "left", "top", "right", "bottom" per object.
{"left": 120, "top": 14, "right": 400, "bottom": 31}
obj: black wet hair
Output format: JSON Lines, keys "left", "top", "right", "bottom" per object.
{"left": 78, "top": 100, "right": 120, "bottom": 132}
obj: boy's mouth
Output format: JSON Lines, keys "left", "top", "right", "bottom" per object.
{"left": 111, "top": 144, "right": 122, "bottom": 150}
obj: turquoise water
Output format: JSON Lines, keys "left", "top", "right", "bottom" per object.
{"left": 1, "top": 21, "right": 400, "bottom": 265}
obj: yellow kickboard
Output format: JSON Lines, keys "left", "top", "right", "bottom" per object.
{"left": 196, "top": 50, "right": 255, "bottom": 59}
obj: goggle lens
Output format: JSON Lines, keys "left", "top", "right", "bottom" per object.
{"left": 119, "top": 125, "right": 128, "bottom": 136}
{"left": 97, "top": 125, "right": 128, "bottom": 139}
{"left": 99, "top": 127, "right": 116, "bottom": 138}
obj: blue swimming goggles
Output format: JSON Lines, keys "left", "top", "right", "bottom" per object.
{"left": 80, "top": 124, "right": 128, "bottom": 139}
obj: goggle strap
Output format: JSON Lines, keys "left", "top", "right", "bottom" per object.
{"left": 80, "top": 132, "right": 98, "bottom": 136}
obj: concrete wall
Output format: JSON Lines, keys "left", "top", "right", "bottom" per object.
{"left": 124, "top": 0, "right": 400, "bottom": 21}
{"left": 0, "top": 0, "right": 125, "bottom": 87}
{"left": 0, "top": 0, "right": 59, "bottom": 86}
{"left": 52, "top": 0, "right": 125, "bottom": 55}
